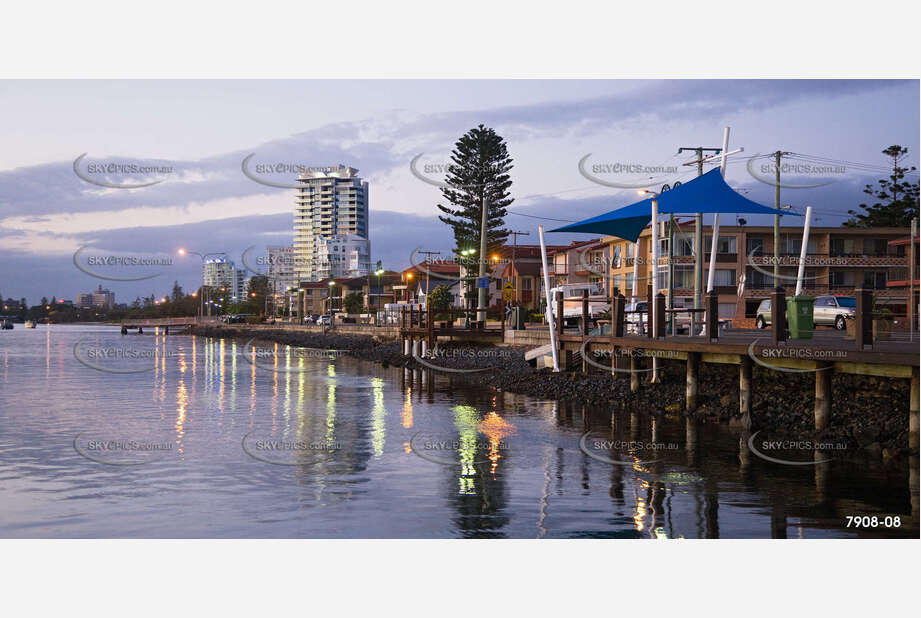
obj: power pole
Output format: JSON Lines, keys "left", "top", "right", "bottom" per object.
{"left": 477, "top": 195, "right": 489, "bottom": 324}
{"left": 680, "top": 146, "right": 722, "bottom": 333}
{"left": 772, "top": 151, "right": 790, "bottom": 287}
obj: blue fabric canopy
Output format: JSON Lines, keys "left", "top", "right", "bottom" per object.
{"left": 550, "top": 168, "right": 799, "bottom": 242}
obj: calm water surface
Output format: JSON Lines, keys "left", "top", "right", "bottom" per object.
{"left": 0, "top": 325, "right": 916, "bottom": 538}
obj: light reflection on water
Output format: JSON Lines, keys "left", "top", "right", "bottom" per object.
{"left": 0, "top": 324, "right": 916, "bottom": 539}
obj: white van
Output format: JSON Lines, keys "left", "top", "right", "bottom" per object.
{"left": 548, "top": 283, "right": 610, "bottom": 327}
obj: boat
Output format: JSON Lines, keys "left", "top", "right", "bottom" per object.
{"left": 1, "top": 319, "right": 12, "bottom": 330}
{"left": 24, "top": 321, "right": 36, "bottom": 329}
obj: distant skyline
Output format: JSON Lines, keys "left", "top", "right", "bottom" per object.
{"left": 0, "top": 79, "right": 917, "bottom": 302}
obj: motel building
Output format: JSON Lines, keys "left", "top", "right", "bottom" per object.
{"left": 586, "top": 223, "right": 914, "bottom": 328}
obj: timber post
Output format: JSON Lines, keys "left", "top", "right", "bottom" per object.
{"left": 910, "top": 365, "right": 919, "bottom": 451}
{"left": 655, "top": 292, "right": 666, "bottom": 340}
{"left": 686, "top": 351, "right": 700, "bottom": 412}
{"left": 739, "top": 356, "right": 752, "bottom": 429}
{"left": 706, "top": 290, "right": 718, "bottom": 343}
{"left": 771, "top": 286, "right": 786, "bottom": 345}
{"left": 856, "top": 287, "right": 873, "bottom": 350}
{"left": 630, "top": 356, "right": 640, "bottom": 392}
{"left": 814, "top": 361, "right": 833, "bottom": 430}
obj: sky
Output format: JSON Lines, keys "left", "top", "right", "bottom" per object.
{"left": 0, "top": 79, "right": 917, "bottom": 305}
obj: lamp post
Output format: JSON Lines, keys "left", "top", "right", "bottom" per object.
{"left": 328, "top": 280, "right": 336, "bottom": 315}
{"left": 373, "top": 264, "right": 384, "bottom": 312}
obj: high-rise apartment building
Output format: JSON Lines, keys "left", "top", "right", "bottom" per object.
{"left": 266, "top": 245, "right": 297, "bottom": 295}
{"left": 203, "top": 257, "right": 235, "bottom": 290}
{"left": 293, "top": 165, "right": 369, "bottom": 282}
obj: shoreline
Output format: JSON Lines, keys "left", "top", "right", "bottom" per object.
{"left": 190, "top": 324, "right": 913, "bottom": 458}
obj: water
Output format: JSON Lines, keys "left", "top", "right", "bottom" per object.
{"left": 0, "top": 324, "right": 916, "bottom": 538}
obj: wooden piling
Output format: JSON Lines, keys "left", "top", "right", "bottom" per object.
{"left": 739, "top": 356, "right": 752, "bottom": 429}
{"left": 771, "top": 286, "right": 786, "bottom": 345}
{"left": 630, "top": 357, "right": 640, "bottom": 392}
{"left": 655, "top": 292, "right": 666, "bottom": 340}
{"left": 815, "top": 361, "right": 833, "bottom": 430}
{"left": 856, "top": 287, "right": 873, "bottom": 350}
{"left": 911, "top": 366, "right": 919, "bottom": 451}
{"left": 686, "top": 351, "right": 700, "bottom": 412}
{"left": 581, "top": 289, "right": 589, "bottom": 336}
{"left": 706, "top": 291, "right": 718, "bottom": 342}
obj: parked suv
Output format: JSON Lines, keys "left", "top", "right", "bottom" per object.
{"left": 813, "top": 295, "right": 855, "bottom": 329}
{"left": 755, "top": 295, "right": 855, "bottom": 330}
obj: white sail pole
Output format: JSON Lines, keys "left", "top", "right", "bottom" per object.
{"left": 539, "top": 225, "right": 560, "bottom": 372}
{"left": 706, "top": 126, "right": 731, "bottom": 293}
{"left": 795, "top": 206, "right": 813, "bottom": 296}
{"left": 631, "top": 241, "right": 640, "bottom": 298}
{"left": 651, "top": 198, "right": 659, "bottom": 336}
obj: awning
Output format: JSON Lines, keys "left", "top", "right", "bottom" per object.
{"left": 550, "top": 168, "right": 799, "bottom": 242}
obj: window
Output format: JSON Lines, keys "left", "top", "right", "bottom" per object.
{"left": 673, "top": 265, "right": 695, "bottom": 288}
{"left": 611, "top": 245, "right": 622, "bottom": 268}
{"left": 625, "top": 273, "right": 634, "bottom": 293}
{"left": 626, "top": 243, "right": 635, "bottom": 259}
{"left": 830, "top": 238, "right": 855, "bottom": 256}
{"left": 829, "top": 270, "right": 854, "bottom": 288}
{"left": 521, "top": 278, "right": 532, "bottom": 290}
{"left": 746, "top": 237, "right": 764, "bottom": 255}
{"left": 713, "top": 269, "right": 736, "bottom": 287}
{"left": 865, "top": 239, "right": 889, "bottom": 256}
{"left": 863, "top": 271, "right": 887, "bottom": 289}
{"left": 783, "top": 235, "right": 818, "bottom": 255}
{"left": 746, "top": 267, "right": 774, "bottom": 289}
{"left": 675, "top": 237, "right": 694, "bottom": 256}
{"left": 704, "top": 236, "right": 737, "bottom": 254}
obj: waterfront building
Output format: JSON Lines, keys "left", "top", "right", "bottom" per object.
{"left": 293, "top": 164, "right": 369, "bottom": 283}
{"left": 591, "top": 223, "right": 913, "bottom": 326}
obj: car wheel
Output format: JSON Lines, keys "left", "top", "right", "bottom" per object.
{"left": 835, "top": 315, "right": 846, "bottom": 330}
{"left": 755, "top": 316, "right": 766, "bottom": 329}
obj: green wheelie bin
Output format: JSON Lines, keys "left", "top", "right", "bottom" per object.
{"left": 786, "top": 295, "right": 815, "bottom": 339}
